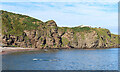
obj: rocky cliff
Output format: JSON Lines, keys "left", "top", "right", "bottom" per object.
{"left": 1, "top": 10, "right": 120, "bottom": 49}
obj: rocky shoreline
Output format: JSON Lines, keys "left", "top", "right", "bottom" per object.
{"left": 0, "top": 47, "right": 119, "bottom": 55}
{"left": 0, "top": 47, "right": 38, "bottom": 55}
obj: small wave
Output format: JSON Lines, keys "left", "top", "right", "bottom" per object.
{"left": 32, "top": 58, "right": 59, "bottom": 61}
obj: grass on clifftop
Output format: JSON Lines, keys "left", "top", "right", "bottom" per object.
{"left": 58, "top": 26, "right": 91, "bottom": 33}
{"left": 71, "top": 27, "right": 91, "bottom": 32}
{"left": 1, "top": 10, "right": 43, "bottom": 36}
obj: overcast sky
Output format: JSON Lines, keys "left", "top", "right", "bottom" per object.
{"left": 0, "top": 1, "right": 118, "bottom": 34}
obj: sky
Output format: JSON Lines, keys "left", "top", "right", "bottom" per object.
{"left": 0, "top": 1, "right": 118, "bottom": 34}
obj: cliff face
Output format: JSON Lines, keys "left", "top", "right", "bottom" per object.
{"left": 1, "top": 10, "right": 120, "bottom": 49}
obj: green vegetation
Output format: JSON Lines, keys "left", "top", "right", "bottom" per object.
{"left": 62, "top": 37, "right": 69, "bottom": 46}
{"left": 73, "top": 32, "right": 78, "bottom": 41}
{"left": 81, "top": 33, "right": 85, "bottom": 39}
{"left": 71, "top": 27, "right": 91, "bottom": 32}
{"left": 1, "top": 10, "right": 43, "bottom": 36}
{"left": 3, "top": 45, "right": 18, "bottom": 47}
{"left": 92, "top": 28, "right": 111, "bottom": 39}
{"left": 58, "top": 26, "right": 91, "bottom": 33}
{"left": 58, "top": 27, "right": 71, "bottom": 32}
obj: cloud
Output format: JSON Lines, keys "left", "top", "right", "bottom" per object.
{"left": 0, "top": 2, "right": 118, "bottom": 34}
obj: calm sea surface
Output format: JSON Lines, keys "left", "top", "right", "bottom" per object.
{"left": 2, "top": 48, "right": 119, "bottom": 70}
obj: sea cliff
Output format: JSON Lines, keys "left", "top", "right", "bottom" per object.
{"left": 1, "top": 10, "right": 120, "bottom": 49}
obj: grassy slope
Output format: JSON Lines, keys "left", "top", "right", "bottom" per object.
{"left": 1, "top": 10, "right": 43, "bottom": 36}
